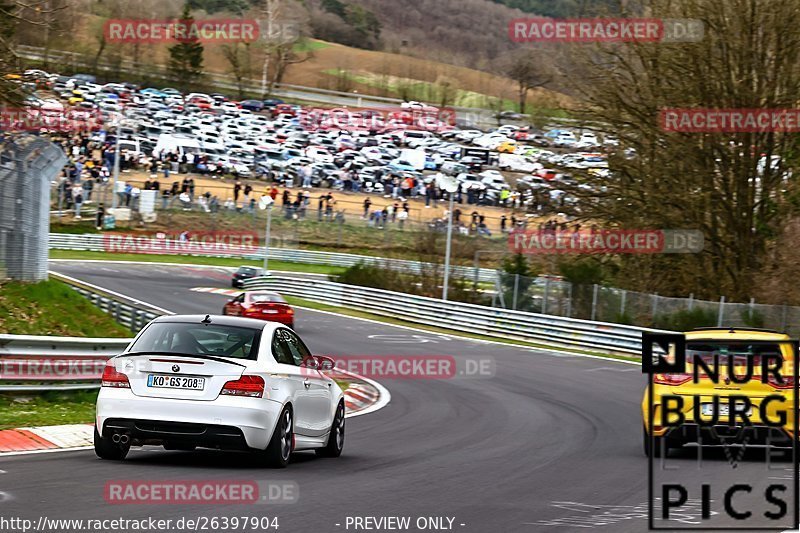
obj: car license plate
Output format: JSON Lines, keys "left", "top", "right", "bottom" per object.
{"left": 147, "top": 374, "right": 205, "bottom": 390}
{"left": 700, "top": 403, "right": 752, "bottom": 417}
{"left": 262, "top": 309, "right": 278, "bottom": 314}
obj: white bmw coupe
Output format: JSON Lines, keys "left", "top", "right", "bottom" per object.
{"left": 95, "top": 315, "right": 345, "bottom": 467}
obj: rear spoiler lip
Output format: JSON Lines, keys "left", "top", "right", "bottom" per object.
{"left": 115, "top": 351, "right": 248, "bottom": 368}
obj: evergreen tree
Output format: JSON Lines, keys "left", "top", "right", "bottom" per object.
{"left": 167, "top": 3, "right": 205, "bottom": 89}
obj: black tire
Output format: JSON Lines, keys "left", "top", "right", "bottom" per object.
{"left": 94, "top": 428, "right": 129, "bottom": 461}
{"left": 643, "top": 427, "right": 664, "bottom": 458}
{"left": 316, "top": 402, "right": 345, "bottom": 458}
{"left": 259, "top": 406, "right": 293, "bottom": 468}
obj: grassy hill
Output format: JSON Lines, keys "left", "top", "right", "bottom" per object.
{"left": 0, "top": 279, "right": 130, "bottom": 337}
{"left": 18, "top": 7, "right": 571, "bottom": 113}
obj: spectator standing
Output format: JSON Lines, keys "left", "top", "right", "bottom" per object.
{"left": 95, "top": 204, "right": 105, "bottom": 230}
{"left": 397, "top": 207, "right": 408, "bottom": 229}
{"left": 73, "top": 186, "right": 83, "bottom": 218}
{"left": 82, "top": 178, "right": 93, "bottom": 202}
{"left": 325, "top": 193, "right": 335, "bottom": 220}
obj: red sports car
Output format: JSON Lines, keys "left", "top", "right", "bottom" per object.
{"left": 222, "top": 291, "right": 294, "bottom": 328}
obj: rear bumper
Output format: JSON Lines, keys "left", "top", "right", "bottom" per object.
{"left": 103, "top": 418, "right": 250, "bottom": 450}
{"left": 97, "top": 387, "right": 283, "bottom": 450}
{"left": 242, "top": 313, "right": 293, "bottom": 328}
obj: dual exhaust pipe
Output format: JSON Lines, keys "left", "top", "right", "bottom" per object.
{"left": 111, "top": 433, "right": 130, "bottom": 445}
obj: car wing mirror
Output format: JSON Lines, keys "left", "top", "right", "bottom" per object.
{"left": 315, "top": 355, "right": 336, "bottom": 371}
{"left": 301, "top": 355, "right": 335, "bottom": 371}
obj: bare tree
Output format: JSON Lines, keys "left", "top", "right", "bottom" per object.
{"left": 0, "top": 0, "right": 68, "bottom": 104}
{"left": 565, "top": 0, "right": 800, "bottom": 300}
{"left": 221, "top": 42, "right": 253, "bottom": 99}
{"left": 255, "top": 0, "right": 308, "bottom": 97}
{"left": 505, "top": 50, "right": 553, "bottom": 115}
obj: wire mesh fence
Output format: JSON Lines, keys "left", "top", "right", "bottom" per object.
{"left": 0, "top": 135, "right": 66, "bottom": 281}
{"left": 493, "top": 273, "right": 800, "bottom": 335}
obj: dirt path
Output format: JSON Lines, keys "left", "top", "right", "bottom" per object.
{"left": 119, "top": 169, "right": 538, "bottom": 232}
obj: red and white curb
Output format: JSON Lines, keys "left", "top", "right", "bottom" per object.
{"left": 0, "top": 424, "right": 94, "bottom": 454}
{"left": 190, "top": 287, "right": 241, "bottom": 296}
{"left": 0, "top": 374, "right": 389, "bottom": 456}
{"left": 342, "top": 381, "right": 381, "bottom": 415}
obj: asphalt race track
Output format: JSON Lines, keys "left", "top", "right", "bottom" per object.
{"left": 0, "top": 261, "right": 793, "bottom": 532}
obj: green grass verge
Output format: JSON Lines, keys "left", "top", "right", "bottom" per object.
{"left": 0, "top": 279, "right": 131, "bottom": 337}
{"left": 0, "top": 390, "right": 97, "bottom": 430}
{"left": 284, "top": 295, "right": 638, "bottom": 363}
{"left": 293, "top": 39, "right": 330, "bottom": 53}
{"left": 49, "top": 249, "right": 347, "bottom": 276}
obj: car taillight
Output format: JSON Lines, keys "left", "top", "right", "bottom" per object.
{"left": 101, "top": 363, "right": 130, "bottom": 388}
{"left": 221, "top": 375, "right": 265, "bottom": 398}
{"left": 653, "top": 373, "right": 692, "bottom": 386}
{"left": 767, "top": 374, "right": 796, "bottom": 389}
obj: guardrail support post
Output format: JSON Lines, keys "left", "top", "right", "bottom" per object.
{"left": 542, "top": 278, "right": 550, "bottom": 315}
{"left": 781, "top": 304, "right": 788, "bottom": 332}
{"left": 130, "top": 310, "right": 139, "bottom": 333}
{"left": 512, "top": 274, "right": 520, "bottom": 310}
{"left": 717, "top": 296, "right": 726, "bottom": 326}
{"left": 566, "top": 283, "right": 572, "bottom": 317}
{"left": 591, "top": 284, "right": 599, "bottom": 321}
{"left": 619, "top": 290, "right": 626, "bottom": 317}
{"left": 651, "top": 293, "right": 659, "bottom": 320}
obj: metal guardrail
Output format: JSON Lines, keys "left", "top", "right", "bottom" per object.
{"left": 0, "top": 335, "right": 132, "bottom": 391}
{"left": 48, "top": 233, "right": 499, "bottom": 282}
{"left": 244, "top": 275, "right": 667, "bottom": 355}
{"left": 0, "top": 273, "right": 166, "bottom": 391}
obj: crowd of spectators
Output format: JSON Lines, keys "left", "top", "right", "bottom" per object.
{"left": 50, "top": 130, "right": 531, "bottom": 236}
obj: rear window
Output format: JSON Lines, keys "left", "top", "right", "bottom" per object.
{"left": 130, "top": 322, "right": 262, "bottom": 360}
{"left": 237, "top": 267, "right": 257, "bottom": 275}
{"left": 250, "top": 294, "right": 286, "bottom": 304}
